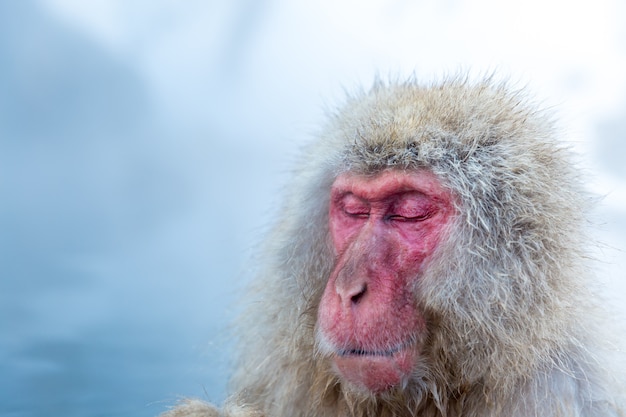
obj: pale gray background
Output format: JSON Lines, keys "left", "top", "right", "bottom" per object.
{"left": 1, "top": 1, "right": 625, "bottom": 416}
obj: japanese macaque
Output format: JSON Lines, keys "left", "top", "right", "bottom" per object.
{"left": 161, "top": 78, "right": 625, "bottom": 416}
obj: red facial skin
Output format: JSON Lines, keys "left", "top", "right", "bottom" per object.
{"left": 317, "top": 169, "right": 455, "bottom": 394}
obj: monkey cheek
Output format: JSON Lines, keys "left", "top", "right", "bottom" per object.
{"left": 333, "top": 348, "right": 416, "bottom": 394}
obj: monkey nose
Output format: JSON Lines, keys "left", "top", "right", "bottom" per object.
{"left": 338, "top": 282, "right": 367, "bottom": 307}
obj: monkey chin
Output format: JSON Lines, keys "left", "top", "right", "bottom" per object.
{"left": 333, "top": 345, "right": 416, "bottom": 394}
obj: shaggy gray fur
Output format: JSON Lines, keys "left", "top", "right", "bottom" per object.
{"left": 161, "top": 77, "right": 625, "bottom": 417}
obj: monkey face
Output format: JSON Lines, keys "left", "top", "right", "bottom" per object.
{"left": 316, "top": 169, "right": 455, "bottom": 394}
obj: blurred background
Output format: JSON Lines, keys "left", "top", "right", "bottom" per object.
{"left": 1, "top": 1, "right": 625, "bottom": 416}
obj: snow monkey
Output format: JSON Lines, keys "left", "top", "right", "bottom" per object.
{"left": 161, "top": 78, "right": 625, "bottom": 416}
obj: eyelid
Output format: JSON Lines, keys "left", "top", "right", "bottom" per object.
{"left": 345, "top": 212, "right": 369, "bottom": 219}
{"left": 339, "top": 193, "right": 369, "bottom": 217}
{"left": 386, "top": 212, "right": 434, "bottom": 222}
{"left": 342, "top": 207, "right": 370, "bottom": 217}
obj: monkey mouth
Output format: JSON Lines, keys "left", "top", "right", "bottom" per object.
{"left": 332, "top": 340, "right": 417, "bottom": 393}
{"left": 338, "top": 341, "right": 412, "bottom": 357}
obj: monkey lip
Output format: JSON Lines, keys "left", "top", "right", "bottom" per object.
{"left": 337, "top": 340, "right": 412, "bottom": 357}
{"left": 333, "top": 341, "right": 416, "bottom": 393}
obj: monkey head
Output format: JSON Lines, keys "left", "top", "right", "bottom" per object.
{"left": 161, "top": 77, "right": 624, "bottom": 417}
{"left": 221, "top": 79, "right": 615, "bottom": 417}
{"left": 304, "top": 80, "right": 585, "bottom": 399}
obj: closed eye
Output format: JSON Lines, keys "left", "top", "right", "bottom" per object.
{"left": 387, "top": 212, "right": 433, "bottom": 222}
{"left": 344, "top": 210, "right": 369, "bottom": 219}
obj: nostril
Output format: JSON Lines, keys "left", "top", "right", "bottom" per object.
{"left": 350, "top": 284, "right": 367, "bottom": 305}
{"left": 335, "top": 273, "right": 368, "bottom": 307}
